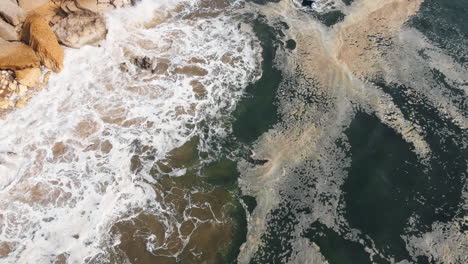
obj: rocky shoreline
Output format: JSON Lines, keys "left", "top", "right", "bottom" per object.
{"left": 0, "top": 0, "right": 133, "bottom": 116}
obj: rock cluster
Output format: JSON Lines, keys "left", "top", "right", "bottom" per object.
{"left": 0, "top": 0, "right": 134, "bottom": 115}
{"left": 0, "top": 70, "right": 34, "bottom": 113}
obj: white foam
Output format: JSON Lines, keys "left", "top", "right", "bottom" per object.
{"left": 0, "top": 0, "right": 261, "bottom": 262}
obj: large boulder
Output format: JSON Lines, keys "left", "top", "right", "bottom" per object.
{"left": 75, "top": 0, "right": 101, "bottom": 13}
{"left": 15, "top": 67, "right": 41, "bottom": 88}
{"left": 0, "top": 0, "right": 26, "bottom": 26}
{"left": 18, "top": 0, "right": 50, "bottom": 12}
{"left": 75, "top": 0, "right": 133, "bottom": 14}
{"left": 28, "top": 1, "right": 60, "bottom": 21}
{"left": 53, "top": 12, "right": 107, "bottom": 48}
{"left": 0, "top": 19, "right": 18, "bottom": 41}
{"left": 0, "top": 41, "right": 40, "bottom": 70}
{"left": 21, "top": 14, "right": 64, "bottom": 72}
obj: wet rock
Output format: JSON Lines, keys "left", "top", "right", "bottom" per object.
{"left": 0, "top": 19, "right": 18, "bottom": 41}
{"left": 15, "top": 98, "right": 26, "bottom": 108}
{"left": 18, "top": 0, "right": 49, "bottom": 12}
{"left": 0, "top": 0, "right": 26, "bottom": 26}
{"left": 8, "top": 82, "right": 17, "bottom": 92}
{"left": 119, "top": 62, "right": 129, "bottom": 72}
{"left": 75, "top": 0, "right": 134, "bottom": 14}
{"left": 53, "top": 12, "right": 107, "bottom": 48}
{"left": 15, "top": 67, "right": 41, "bottom": 88}
{"left": 74, "top": 0, "right": 110, "bottom": 13}
{"left": 29, "top": 1, "right": 60, "bottom": 22}
{"left": 21, "top": 14, "right": 64, "bottom": 72}
{"left": 75, "top": 0, "right": 99, "bottom": 13}
{"left": 301, "top": 0, "right": 314, "bottom": 7}
{"left": 0, "top": 41, "right": 40, "bottom": 70}
{"left": 18, "top": 84, "right": 28, "bottom": 96}
{"left": 43, "top": 71, "right": 51, "bottom": 85}
{"left": 131, "top": 56, "right": 154, "bottom": 70}
{"left": 113, "top": 0, "right": 134, "bottom": 8}
{"left": 0, "top": 100, "right": 9, "bottom": 109}
{"left": 60, "top": 1, "right": 81, "bottom": 15}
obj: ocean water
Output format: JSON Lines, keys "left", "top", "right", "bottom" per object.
{"left": 0, "top": 0, "right": 262, "bottom": 263}
{"left": 238, "top": 0, "right": 467, "bottom": 263}
{"left": 0, "top": 0, "right": 467, "bottom": 263}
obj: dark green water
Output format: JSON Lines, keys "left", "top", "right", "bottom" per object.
{"left": 232, "top": 18, "right": 283, "bottom": 143}
{"left": 409, "top": 0, "right": 468, "bottom": 64}
{"left": 303, "top": 222, "right": 371, "bottom": 264}
{"left": 239, "top": 1, "right": 467, "bottom": 263}
{"left": 194, "top": 17, "right": 284, "bottom": 263}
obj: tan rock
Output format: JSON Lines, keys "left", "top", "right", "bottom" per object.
{"left": 53, "top": 12, "right": 107, "bottom": 48}
{"left": 0, "top": 0, "right": 26, "bottom": 26}
{"left": 16, "top": 99, "right": 27, "bottom": 108}
{"left": 43, "top": 71, "right": 51, "bottom": 84}
{"left": 18, "top": 84, "right": 28, "bottom": 96}
{"left": 18, "top": 0, "right": 50, "bottom": 12}
{"left": 75, "top": 0, "right": 99, "bottom": 13}
{"left": 0, "top": 19, "right": 18, "bottom": 41}
{"left": 60, "top": 0, "right": 81, "bottom": 15}
{"left": 97, "top": 3, "right": 116, "bottom": 13}
{"left": 0, "top": 100, "right": 9, "bottom": 109}
{"left": 0, "top": 41, "right": 40, "bottom": 70}
{"left": 15, "top": 67, "right": 41, "bottom": 88}
{"left": 8, "top": 82, "right": 17, "bottom": 91}
{"left": 75, "top": 0, "right": 129, "bottom": 14}
{"left": 29, "top": 1, "right": 60, "bottom": 21}
{"left": 21, "top": 14, "right": 64, "bottom": 72}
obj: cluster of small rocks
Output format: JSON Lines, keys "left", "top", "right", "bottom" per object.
{"left": 0, "top": 70, "right": 31, "bottom": 113}
{"left": 0, "top": 0, "right": 134, "bottom": 117}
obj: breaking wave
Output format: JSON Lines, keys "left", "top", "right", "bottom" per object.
{"left": 0, "top": 0, "right": 261, "bottom": 263}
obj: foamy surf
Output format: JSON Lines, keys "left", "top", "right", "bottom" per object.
{"left": 0, "top": 0, "right": 261, "bottom": 262}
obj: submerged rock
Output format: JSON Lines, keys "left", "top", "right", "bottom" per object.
{"left": 131, "top": 56, "right": 154, "bottom": 70}
{"left": 0, "top": 19, "right": 18, "bottom": 41}
{"left": 21, "top": 14, "right": 64, "bottom": 72}
{"left": 15, "top": 67, "right": 41, "bottom": 88}
{"left": 0, "top": 42, "right": 40, "bottom": 70}
{"left": 53, "top": 12, "right": 107, "bottom": 48}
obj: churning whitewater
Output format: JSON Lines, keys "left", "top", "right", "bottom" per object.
{"left": 0, "top": 0, "right": 261, "bottom": 262}
{"left": 1, "top": 0, "right": 467, "bottom": 263}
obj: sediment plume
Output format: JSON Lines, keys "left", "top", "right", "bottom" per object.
{"left": 238, "top": 0, "right": 466, "bottom": 263}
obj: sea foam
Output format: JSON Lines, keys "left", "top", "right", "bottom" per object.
{"left": 0, "top": 0, "right": 261, "bottom": 262}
